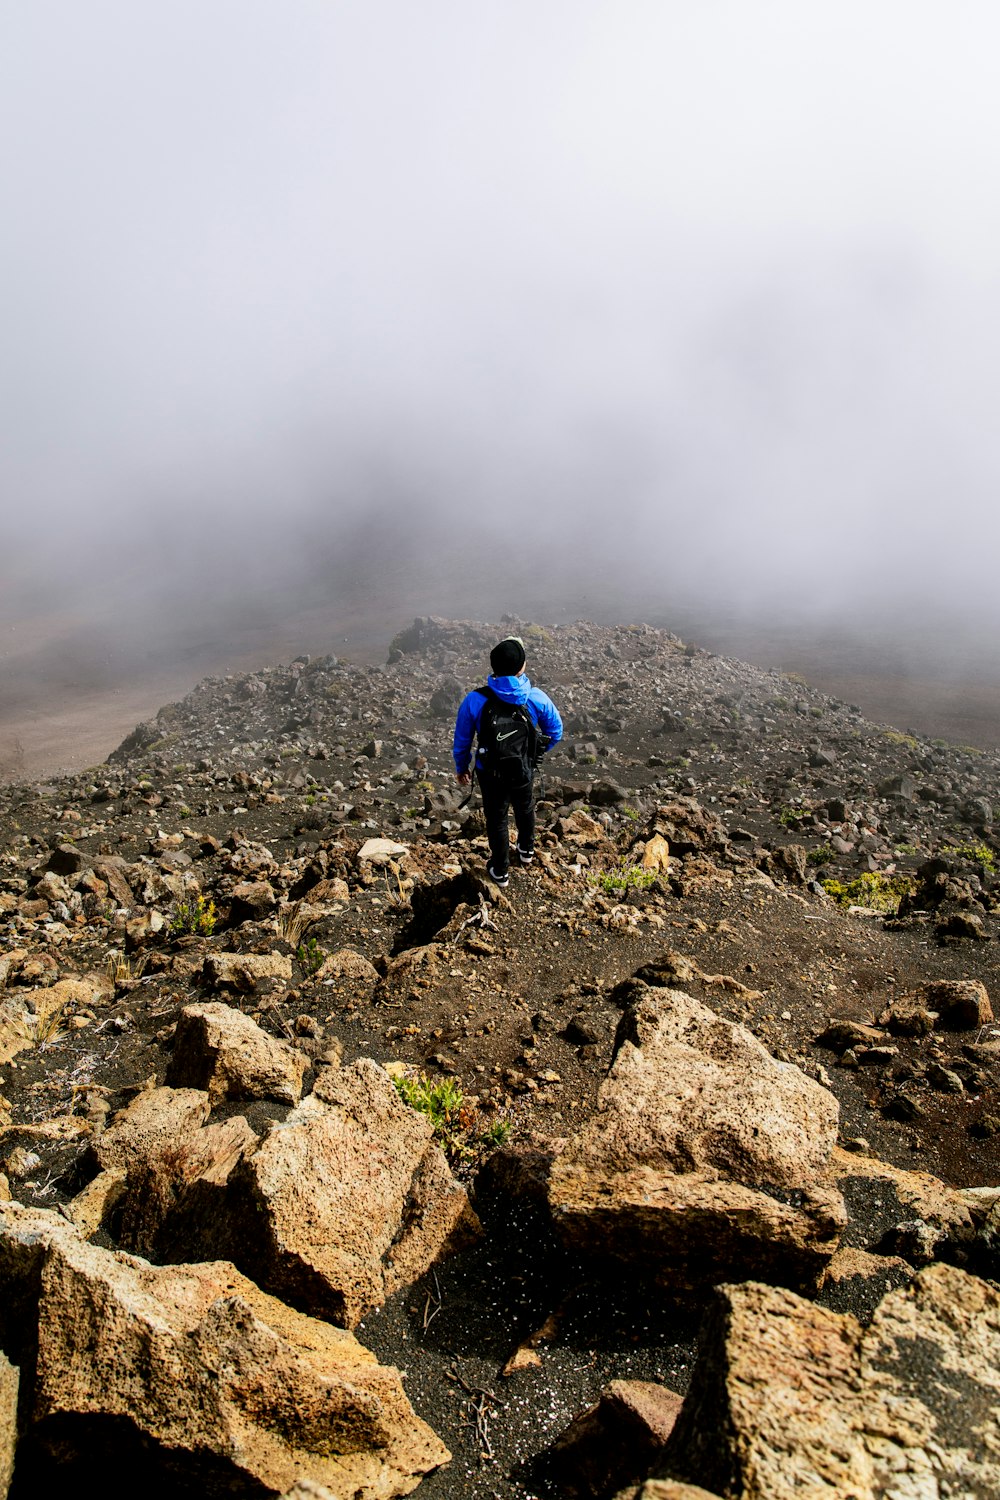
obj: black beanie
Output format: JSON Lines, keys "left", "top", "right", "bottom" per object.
{"left": 490, "top": 637, "right": 526, "bottom": 676}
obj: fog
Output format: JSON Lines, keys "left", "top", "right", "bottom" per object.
{"left": 4, "top": 2, "right": 1000, "bottom": 698}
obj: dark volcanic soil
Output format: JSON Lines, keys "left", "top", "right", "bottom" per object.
{"left": 2, "top": 614, "right": 1000, "bottom": 1495}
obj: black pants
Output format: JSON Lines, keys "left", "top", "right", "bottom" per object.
{"left": 477, "top": 767, "right": 534, "bottom": 875}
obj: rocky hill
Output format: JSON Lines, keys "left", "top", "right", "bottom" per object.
{"left": 0, "top": 616, "right": 999, "bottom": 1498}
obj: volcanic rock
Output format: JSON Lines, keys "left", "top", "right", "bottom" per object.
{"left": 202, "top": 951, "right": 293, "bottom": 992}
{"left": 225, "top": 1059, "right": 481, "bottom": 1326}
{"left": 167, "top": 1001, "right": 308, "bottom": 1106}
{"left": 0, "top": 1202, "right": 448, "bottom": 1497}
{"left": 117, "top": 1115, "right": 260, "bottom": 1261}
{"left": 662, "top": 1264, "right": 1000, "bottom": 1499}
{"left": 91, "top": 1086, "right": 211, "bottom": 1173}
{"left": 548, "top": 988, "right": 845, "bottom": 1290}
{"left": 921, "top": 978, "right": 994, "bottom": 1029}
{"left": 550, "top": 1379, "right": 683, "bottom": 1500}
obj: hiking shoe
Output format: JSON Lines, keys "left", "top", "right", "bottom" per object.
{"left": 486, "top": 863, "right": 509, "bottom": 889}
{"left": 515, "top": 845, "right": 535, "bottom": 867}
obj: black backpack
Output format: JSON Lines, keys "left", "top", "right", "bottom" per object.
{"left": 476, "top": 686, "right": 540, "bottom": 786}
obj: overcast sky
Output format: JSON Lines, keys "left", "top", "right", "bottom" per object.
{"left": 4, "top": 1, "right": 1000, "bottom": 641}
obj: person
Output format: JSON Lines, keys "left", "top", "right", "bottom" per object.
{"left": 452, "top": 635, "right": 563, "bottom": 888}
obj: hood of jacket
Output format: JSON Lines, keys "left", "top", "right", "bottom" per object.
{"left": 487, "top": 673, "right": 532, "bottom": 706}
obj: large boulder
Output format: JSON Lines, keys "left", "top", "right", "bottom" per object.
{"left": 0, "top": 1203, "right": 448, "bottom": 1497}
{"left": 91, "top": 1086, "right": 210, "bottom": 1174}
{"left": 549, "top": 988, "right": 845, "bottom": 1291}
{"left": 0, "top": 1350, "right": 18, "bottom": 1498}
{"left": 118, "top": 1115, "right": 260, "bottom": 1261}
{"left": 226, "top": 1060, "right": 481, "bottom": 1327}
{"left": 663, "top": 1263, "right": 1000, "bottom": 1499}
{"left": 166, "top": 1002, "right": 308, "bottom": 1106}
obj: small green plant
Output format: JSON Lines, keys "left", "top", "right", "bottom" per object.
{"left": 806, "top": 846, "right": 836, "bottom": 867}
{"left": 297, "top": 936, "right": 326, "bottom": 976}
{"left": 821, "top": 872, "right": 913, "bottom": 914}
{"left": 621, "top": 805, "right": 640, "bottom": 821}
{"left": 944, "top": 842, "right": 997, "bottom": 873}
{"left": 894, "top": 843, "right": 921, "bottom": 858}
{"left": 170, "top": 894, "right": 216, "bottom": 937}
{"left": 777, "top": 806, "right": 805, "bottom": 828}
{"left": 396, "top": 1073, "right": 464, "bottom": 1132}
{"left": 589, "top": 860, "right": 656, "bottom": 895}
{"left": 393, "top": 1073, "right": 511, "bottom": 1166}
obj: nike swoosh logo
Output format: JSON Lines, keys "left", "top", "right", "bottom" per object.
{"left": 497, "top": 730, "right": 519, "bottom": 741}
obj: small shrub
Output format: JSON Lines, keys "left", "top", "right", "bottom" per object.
{"left": 806, "top": 846, "right": 836, "bottom": 867}
{"left": 31, "top": 1003, "right": 68, "bottom": 1049}
{"left": 589, "top": 860, "right": 656, "bottom": 895}
{"left": 821, "top": 872, "right": 913, "bottom": 914}
{"left": 170, "top": 895, "right": 216, "bottom": 937}
{"left": 944, "top": 842, "right": 997, "bottom": 873}
{"left": 882, "top": 729, "right": 919, "bottom": 750}
{"left": 777, "top": 806, "right": 805, "bottom": 828}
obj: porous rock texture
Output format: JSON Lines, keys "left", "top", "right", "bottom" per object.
{"left": 0, "top": 1350, "right": 17, "bottom": 1500}
{"left": 166, "top": 999, "right": 309, "bottom": 1106}
{"left": 662, "top": 1263, "right": 1000, "bottom": 1499}
{"left": 117, "top": 1113, "right": 260, "bottom": 1260}
{"left": 549, "top": 986, "right": 846, "bottom": 1290}
{"left": 227, "top": 1058, "right": 482, "bottom": 1327}
{"left": 90, "top": 1084, "right": 211, "bottom": 1172}
{"left": 0, "top": 1201, "right": 448, "bottom": 1498}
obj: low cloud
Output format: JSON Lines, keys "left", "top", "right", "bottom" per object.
{"left": 4, "top": 1, "right": 1000, "bottom": 677}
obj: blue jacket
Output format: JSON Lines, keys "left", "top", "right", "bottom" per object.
{"left": 453, "top": 674, "right": 563, "bottom": 775}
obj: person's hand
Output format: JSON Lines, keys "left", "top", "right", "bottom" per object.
{"left": 456, "top": 770, "right": 472, "bottom": 786}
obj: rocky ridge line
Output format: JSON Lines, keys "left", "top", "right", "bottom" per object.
{"left": 0, "top": 616, "right": 998, "bottom": 1496}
